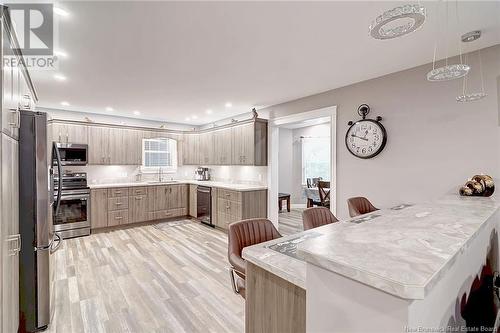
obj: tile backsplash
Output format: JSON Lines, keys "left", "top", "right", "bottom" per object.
{"left": 65, "top": 165, "right": 268, "bottom": 186}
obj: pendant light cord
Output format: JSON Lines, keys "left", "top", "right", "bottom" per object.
{"left": 455, "top": 0, "right": 464, "bottom": 65}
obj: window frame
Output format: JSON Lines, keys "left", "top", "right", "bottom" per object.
{"left": 140, "top": 137, "right": 178, "bottom": 173}
{"left": 301, "top": 136, "right": 331, "bottom": 185}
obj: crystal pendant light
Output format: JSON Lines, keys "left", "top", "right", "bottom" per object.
{"left": 456, "top": 32, "right": 487, "bottom": 102}
{"left": 426, "top": 1, "right": 469, "bottom": 82}
{"left": 369, "top": 4, "right": 426, "bottom": 40}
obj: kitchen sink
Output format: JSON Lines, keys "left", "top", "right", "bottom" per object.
{"left": 146, "top": 180, "right": 180, "bottom": 184}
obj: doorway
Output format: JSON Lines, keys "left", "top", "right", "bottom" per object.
{"left": 267, "top": 106, "right": 337, "bottom": 234}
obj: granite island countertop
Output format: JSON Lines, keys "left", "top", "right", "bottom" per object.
{"left": 297, "top": 194, "right": 500, "bottom": 299}
{"left": 88, "top": 180, "right": 267, "bottom": 192}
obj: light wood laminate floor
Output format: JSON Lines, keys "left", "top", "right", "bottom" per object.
{"left": 278, "top": 208, "right": 304, "bottom": 236}
{"left": 47, "top": 220, "right": 244, "bottom": 333}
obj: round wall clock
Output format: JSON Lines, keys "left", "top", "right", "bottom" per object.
{"left": 345, "top": 105, "right": 387, "bottom": 159}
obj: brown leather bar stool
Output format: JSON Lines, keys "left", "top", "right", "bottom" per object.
{"left": 302, "top": 207, "right": 339, "bottom": 230}
{"left": 347, "top": 197, "right": 379, "bottom": 217}
{"left": 227, "top": 218, "right": 281, "bottom": 299}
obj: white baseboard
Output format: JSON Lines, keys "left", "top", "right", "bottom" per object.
{"left": 291, "top": 203, "right": 306, "bottom": 209}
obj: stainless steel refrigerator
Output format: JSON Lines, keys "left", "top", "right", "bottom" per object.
{"left": 19, "top": 110, "right": 61, "bottom": 332}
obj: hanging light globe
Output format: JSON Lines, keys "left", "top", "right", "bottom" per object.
{"left": 426, "top": 64, "right": 470, "bottom": 82}
{"left": 456, "top": 92, "right": 487, "bottom": 102}
{"left": 369, "top": 4, "right": 426, "bottom": 40}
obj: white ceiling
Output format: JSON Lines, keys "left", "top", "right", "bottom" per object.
{"left": 29, "top": 1, "right": 500, "bottom": 125}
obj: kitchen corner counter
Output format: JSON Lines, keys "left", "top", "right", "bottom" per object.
{"left": 297, "top": 195, "right": 500, "bottom": 300}
{"left": 88, "top": 180, "right": 267, "bottom": 192}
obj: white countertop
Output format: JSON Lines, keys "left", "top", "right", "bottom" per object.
{"left": 297, "top": 195, "right": 500, "bottom": 299}
{"left": 243, "top": 195, "right": 500, "bottom": 299}
{"left": 89, "top": 180, "right": 267, "bottom": 192}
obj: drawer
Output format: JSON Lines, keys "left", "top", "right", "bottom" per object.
{"left": 153, "top": 208, "right": 187, "bottom": 220}
{"left": 217, "top": 189, "right": 241, "bottom": 202}
{"left": 108, "top": 209, "right": 129, "bottom": 226}
{"left": 217, "top": 198, "right": 242, "bottom": 217}
{"left": 217, "top": 212, "right": 239, "bottom": 227}
{"left": 108, "top": 187, "right": 129, "bottom": 197}
{"left": 108, "top": 197, "right": 129, "bottom": 211}
{"left": 129, "top": 187, "right": 148, "bottom": 196}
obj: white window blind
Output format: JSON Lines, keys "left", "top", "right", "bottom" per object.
{"left": 301, "top": 137, "right": 330, "bottom": 184}
{"left": 142, "top": 138, "right": 177, "bottom": 171}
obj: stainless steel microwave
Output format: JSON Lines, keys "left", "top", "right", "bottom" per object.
{"left": 55, "top": 143, "right": 88, "bottom": 166}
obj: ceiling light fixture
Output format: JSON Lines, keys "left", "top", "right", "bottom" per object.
{"left": 53, "top": 7, "right": 70, "bottom": 17}
{"left": 133, "top": 110, "right": 141, "bottom": 115}
{"left": 427, "top": 1, "right": 469, "bottom": 82}
{"left": 54, "top": 74, "right": 67, "bottom": 81}
{"left": 456, "top": 32, "right": 487, "bottom": 102}
{"left": 105, "top": 107, "right": 114, "bottom": 112}
{"left": 185, "top": 117, "right": 191, "bottom": 122}
{"left": 225, "top": 102, "right": 232, "bottom": 108}
{"left": 369, "top": 4, "right": 426, "bottom": 40}
{"left": 192, "top": 115, "right": 198, "bottom": 119}
{"left": 60, "top": 101, "right": 70, "bottom": 106}
{"left": 205, "top": 109, "right": 213, "bottom": 114}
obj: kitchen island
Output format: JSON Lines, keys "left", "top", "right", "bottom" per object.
{"left": 243, "top": 194, "right": 500, "bottom": 333}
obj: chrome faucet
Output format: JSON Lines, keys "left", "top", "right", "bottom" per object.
{"left": 158, "top": 168, "right": 163, "bottom": 182}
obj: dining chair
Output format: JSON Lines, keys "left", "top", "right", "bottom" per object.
{"left": 317, "top": 180, "right": 331, "bottom": 208}
{"left": 227, "top": 218, "right": 282, "bottom": 299}
{"left": 306, "top": 178, "right": 313, "bottom": 188}
{"left": 347, "top": 196, "right": 379, "bottom": 217}
{"left": 302, "top": 207, "right": 338, "bottom": 230}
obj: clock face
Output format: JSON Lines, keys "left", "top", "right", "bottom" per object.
{"left": 345, "top": 119, "right": 387, "bottom": 159}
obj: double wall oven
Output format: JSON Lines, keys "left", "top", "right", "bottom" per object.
{"left": 52, "top": 143, "right": 91, "bottom": 239}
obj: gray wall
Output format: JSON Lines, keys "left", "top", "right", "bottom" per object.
{"left": 263, "top": 44, "right": 500, "bottom": 219}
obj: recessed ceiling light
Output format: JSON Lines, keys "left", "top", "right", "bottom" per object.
{"left": 205, "top": 109, "right": 213, "bottom": 114}
{"left": 133, "top": 110, "right": 141, "bottom": 115}
{"left": 60, "top": 101, "right": 70, "bottom": 106}
{"left": 54, "top": 74, "right": 67, "bottom": 81}
{"left": 105, "top": 107, "right": 114, "bottom": 112}
{"left": 225, "top": 102, "right": 232, "bottom": 108}
{"left": 54, "top": 50, "right": 68, "bottom": 58}
{"left": 54, "top": 7, "right": 70, "bottom": 17}
{"left": 185, "top": 117, "right": 191, "bottom": 121}
{"left": 192, "top": 115, "right": 198, "bottom": 119}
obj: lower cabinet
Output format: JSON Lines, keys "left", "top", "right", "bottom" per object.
{"left": 90, "top": 184, "right": 189, "bottom": 230}
{"left": 215, "top": 189, "right": 267, "bottom": 230}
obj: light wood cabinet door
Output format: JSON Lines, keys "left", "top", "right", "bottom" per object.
{"left": 109, "top": 128, "right": 126, "bottom": 165}
{"left": 168, "top": 184, "right": 188, "bottom": 209}
{"left": 232, "top": 123, "right": 255, "bottom": 165}
{"left": 154, "top": 185, "right": 169, "bottom": 211}
{"left": 88, "top": 126, "right": 110, "bottom": 164}
{"left": 213, "top": 128, "right": 232, "bottom": 165}
{"left": 189, "top": 185, "right": 197, "bottom": 217}
{"left": 182, "top": 134, "right": 199, "bottom": 165}
{"left": 199, "top": 132, "right": 214, "bottom": 165}
{"left": 90, "top": 189, "right": 108, "bottom": 229}
{"left": 125, "top": 129, "right": 142, "bottom": 165}
{"left": 51, "top": 123, "right": 88, "bottom": 144}
{"left": 129, "top": 195, "right": 148, "bottom": 223}
{"left": 1, "top": 135, "right": 20, "bottom": 333}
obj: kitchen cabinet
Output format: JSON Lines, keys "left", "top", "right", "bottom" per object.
{"left": 232, "top": 123, "right": 255, "bottom": 165}
{"left": 51, "top": 122, "right": 88, "bottom": 144}
{"left": 153, "top": 184, "right": 188, "bottom": 211}
{"left": 189, "top": 184, "right": 197, "bottom": 217}
{"left": 129, "top": 194, "right": 149, "bottom": 223}
{"left": 90, "top": 189, "right": 108, "bottom": 229}
{"left": 1, "top": 65, "right": 20, "bottom": 140}
{"left": 213, "top": 128, "right": 232, "bottom": 165}
{"left": 182, "top": 134, "right": 199, "bottom": 165}
{"left": 216, "top": 189, "right": 267, "bottom": 230}
{"left": 126, "top": 129, "right": 142, "bottom": 165}
{"left": 108, "top": 127, "right": 126, "bottom": 165}
{"left": 199, "top": 132, "right": 214, "bottom": 165}
{"left": 1, "top": 135, "right": 20, "bottom": 333}
{"left": 88, "top": 126, "right": 110, "bottom": 164}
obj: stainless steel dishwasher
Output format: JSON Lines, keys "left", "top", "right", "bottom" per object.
{"left": 197, "top": 186, "right": 213, "bottom": 227}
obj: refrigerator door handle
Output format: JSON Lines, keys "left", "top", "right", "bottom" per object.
{"left": 52, "top": 142, "right": 63, "bottom": 215}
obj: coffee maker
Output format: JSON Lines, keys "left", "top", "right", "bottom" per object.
{"left": 195, "top": 167, "right": 210, "bottom": 181}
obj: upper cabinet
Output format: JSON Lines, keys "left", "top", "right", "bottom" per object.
{"left": 213, "top": 128, "right": 232, "bottom": 165}
{"left": 48, "top": 118, "right": 267, "bottom": 166}
{"left": 51, "top": 123, "right": 88, "bottom": 144}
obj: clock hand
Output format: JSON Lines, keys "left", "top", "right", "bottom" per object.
{"left": 351, "top": 134, "right": 369, "bottom": 141}
{"left": 363, "top": 130, "right": 369, "bottom": 139}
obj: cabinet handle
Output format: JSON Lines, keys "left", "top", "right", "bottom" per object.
{"left": 135, "top": 196, "right": 143, "bottom": 200}
{"left": 115, "top": 202, "right": 123, "bottom": 206}
{"left": 9, "top": 110, "right": 20, "bottom": 128}
{"left": 66, "top": 133, "right": 69, "bottom": 143}
{"left": 58, "top": 133, "right": 62, "bottom": 142}
{"left": 115, "top": 216, "right": 123, "bottom": 220}
{"left": 115, "top": 191, "right": 122, "bottom": 194}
